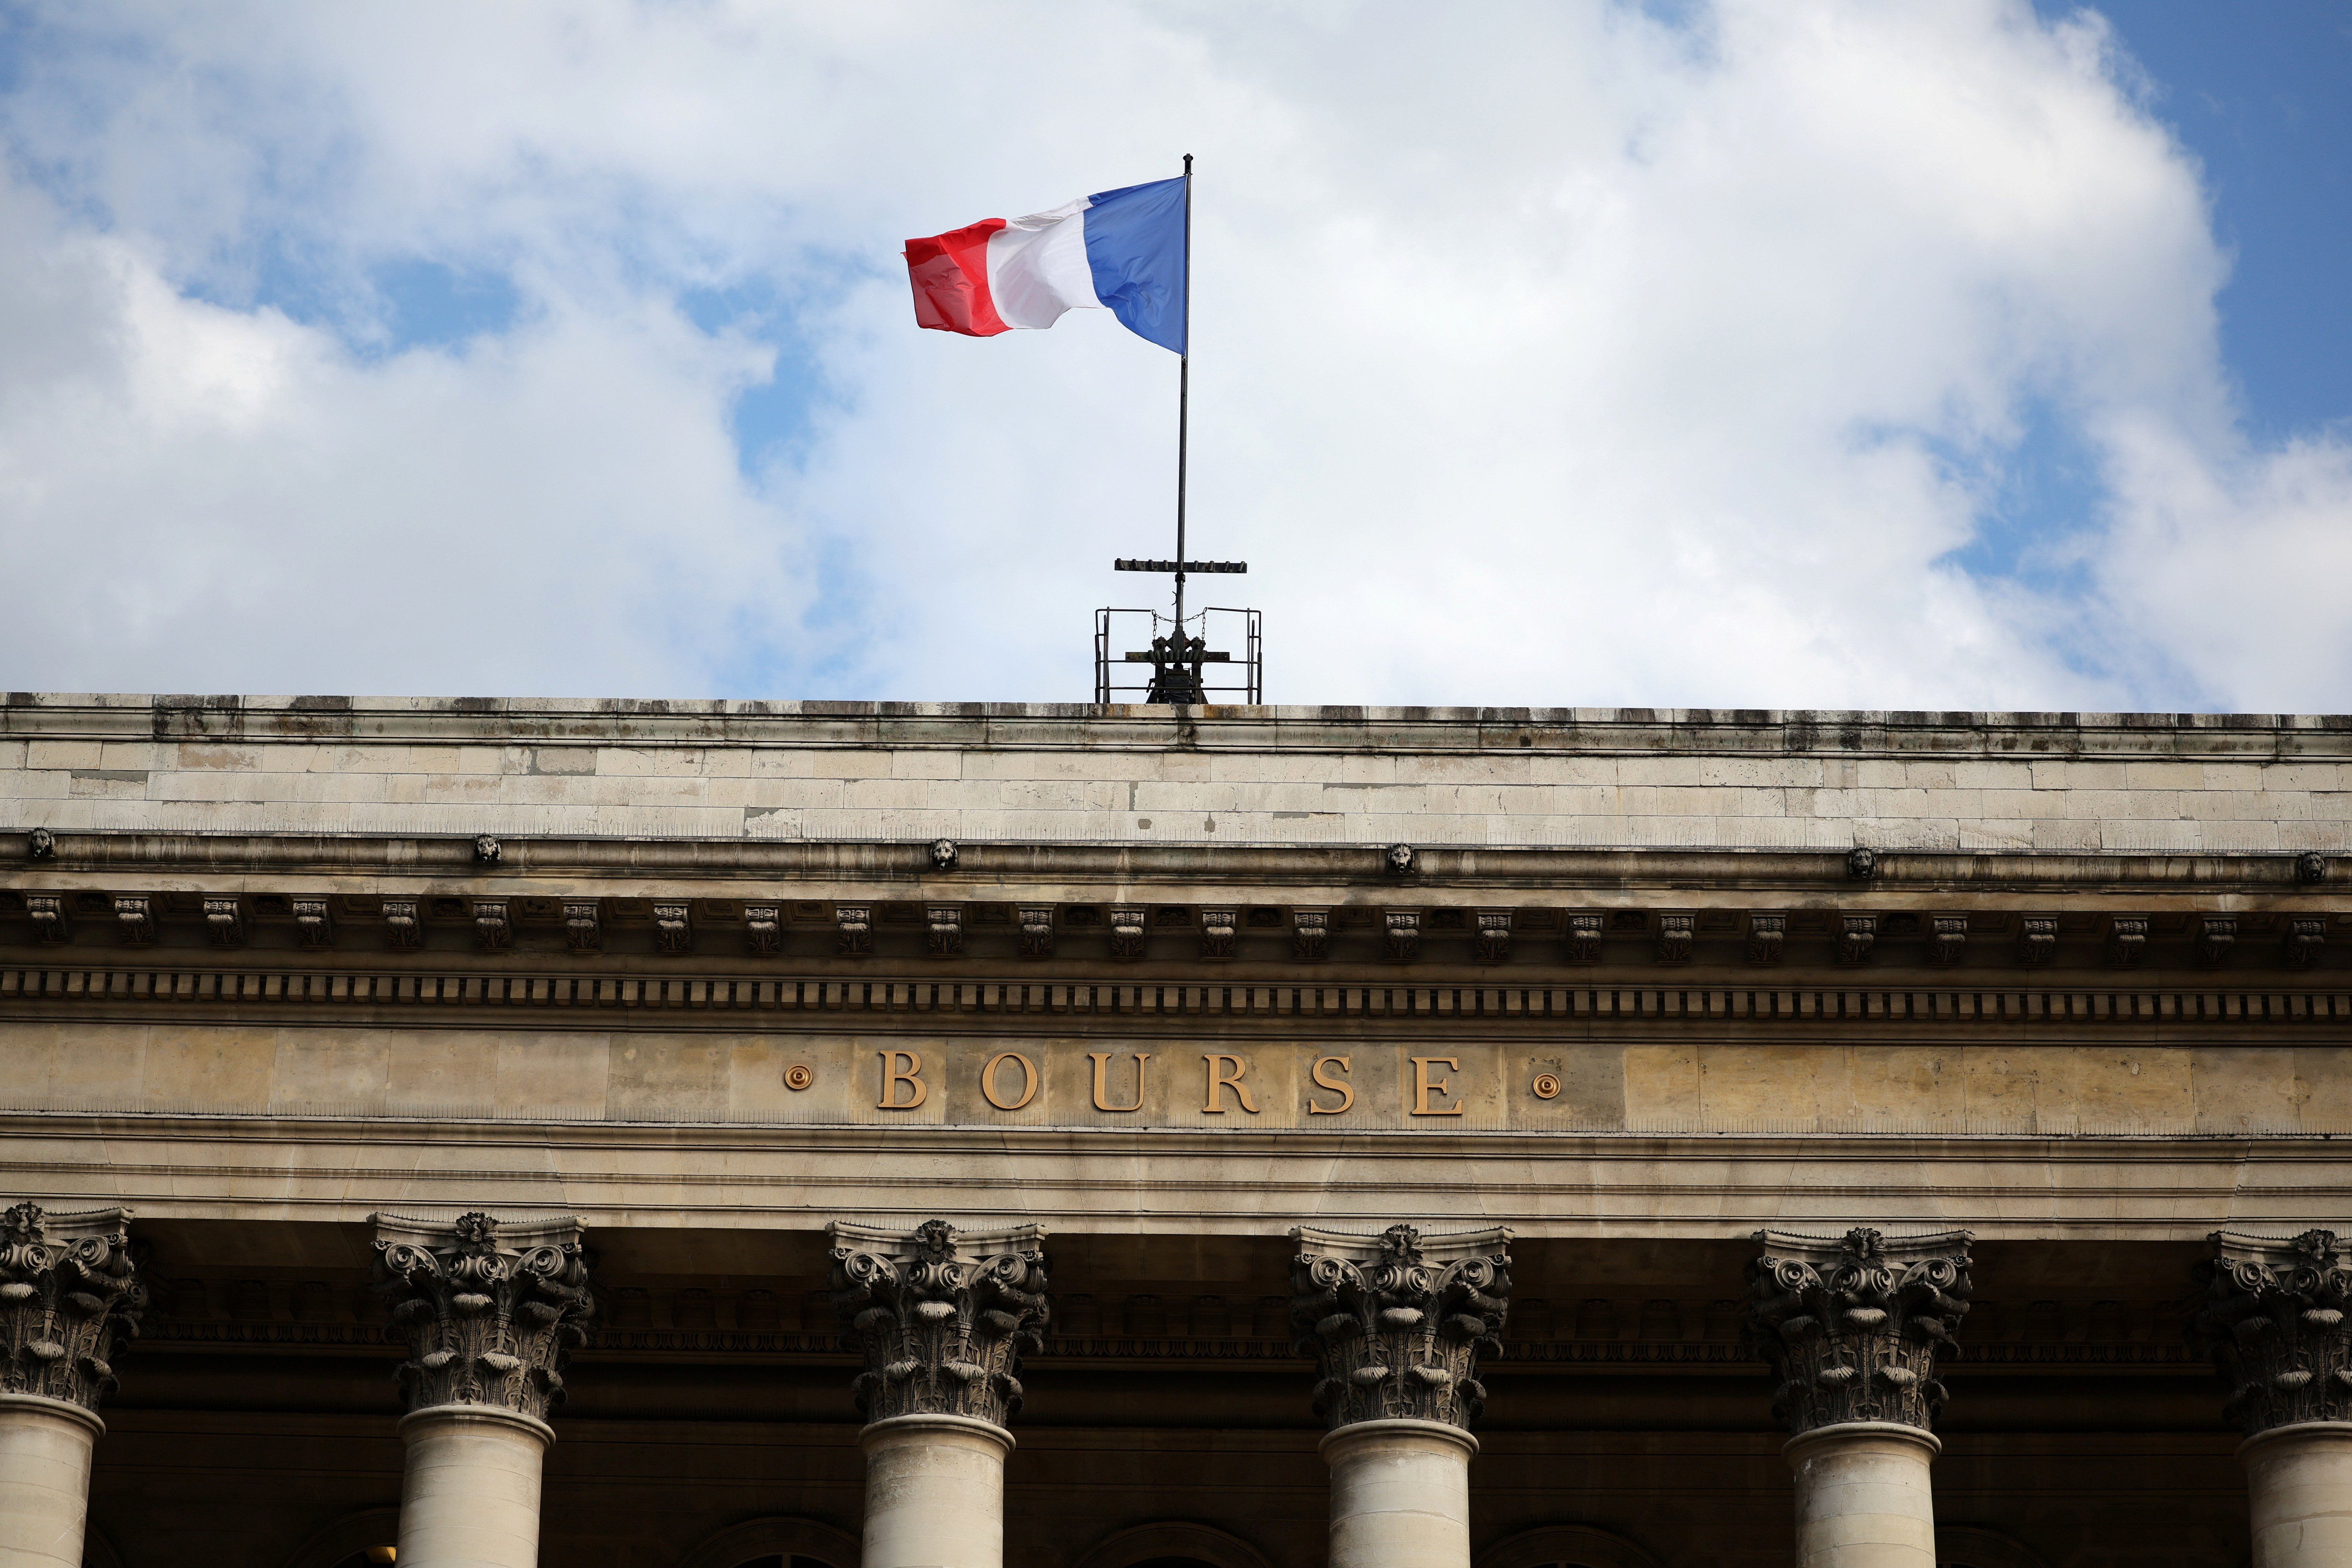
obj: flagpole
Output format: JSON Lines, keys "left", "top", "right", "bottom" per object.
{"left": 1174, "top": 153, "right": 1193, "bottom": 639}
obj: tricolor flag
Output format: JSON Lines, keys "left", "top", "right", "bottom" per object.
{"left": 903, "top": 176, "right": 1187, "bottom": 354}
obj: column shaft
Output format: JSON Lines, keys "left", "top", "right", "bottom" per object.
{"left": 0, "top": 1394, "right": 102, "bottom": 1568}
{"left": 859, "top": 1414, "right": 1011, "bottom": 1568}
{"left": 395, "top": 1405, "right": 554, "bottom": 1568}
{"left": 1784, "top": 1422, "right": 1940, "bottom": 1568}
{"left": 1321, "top": 1418, "right": 1476, "bottom": 1568}
{"left": 2241, "top": 1423, "right": 2352, "bottom": 1568}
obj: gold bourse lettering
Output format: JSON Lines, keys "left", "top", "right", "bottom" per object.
{"left": 981, "top": 1051, "right": 1040, "bottom": 1111}
{"left": 1309, "top": 1054, "right": 1355, "bottom": 1114}
{"left": 1201, "top": 1053, "right": 1258, "bottom": 1114}
{"left": 1089, "top": 1051, "right": 1151, "bottom": 1112}
{"left": 1409, "top": 1055, "right": 1465, "bottom": 1116}
{"left": 877, "top": 1049, "right": 927, "bottom": 1109}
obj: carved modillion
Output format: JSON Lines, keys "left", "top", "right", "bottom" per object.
{"left": 829, "top": 1218, "right": 1049, "bottom": 1429}
{"left": 1293, "top": 910, "right": 1328, "bottom": 963}
{"left": 0, "top": 1202, "right": 143, "bottom": 1414}
{"left": 2018, "top": 915, "right": 2056, "bottom": 965}
{"left": 2285, "top": 918, "right": 2325, "bottom": 967}
{"left": 1017, "top": 907, "right": 1054, "bottom": 960}
{"left": 203, "top": 898, "right": 245, "bottom": 947}
{"left": 2106, "top": 916, "right": 2147, "bottom": 967}
{"left": 1837, "top": 915, "right": 1876, "bottom": 964}
{"left": 293, "top": 897, "right": 335, "bottom": 949}
{"left": 1745, "top": 1226, "right": 1971, "bottom": 1437}
{"left": 836, "top": 906, "right": 873, "bottom": 958}
{"left": 472, "top": 900, "right": 511, "bottom": 952}
{"left": 1929, "top": 915, "right": 1966, "bottom": 965}
{"left": 1564, "top": 913, "right": 1603, "bottom": 962}
{"left": 1200, "top": 908, "right": 1236, "bottom": 960}
{"left": 653, "top": 902, "right": 693, "bottom": 955}
{"left": 745, "top": 904, "right": 781, "bottom": 956}
{"left": 26, "top": 895, "right": 69, "bottom": 944}
{"left": 1384, "top": 911, "right": 1420, "bottom": 963}
{"left": 1109, "top": 908, "right": 1147, "bottom": 959}
{"left": 114, "top": 896, "right": 156, "bottom": 947}
{"left": 1656, "top": 913, "right": 1693, "bottom": 964}
{"left": 382, "top": 898, "right": 421, "bottom": 950}
{"left": 562, "top": 900, "right": 601, "bottom": 952}
{"left": 1290, "top": 1223, "right": 1511, "bottom": 1435}
{"left": 372, "top": 1211, "right": 593, "bottom": 1423}
{"left": 2199, "top": 915, "right": 2238, "bottom": 965}
{"left": 926, "top": 905, "right": 963, "bottom": 957}
{"left": 1472, "top": 911, "right": 1511, "bottom": 963}
{"left": 1746, "top": 913, "right": 1784, "bottom": 965}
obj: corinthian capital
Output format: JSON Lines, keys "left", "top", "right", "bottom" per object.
{"left": 372, "top": 1211, "right": 593, "bottom": 1422}
{"left": 0, "top": 1202, "right": 143, "bottom": 1414}
{"left": 829, "top": 1218, "right": 1050, "bottom": 1430}
{"left": 1289, "top": 1223, "right": 1512, "bottom": 1434}
{"left": 2192, "top": 1229, "right": 2352, "bottom": 1436}
{"left": 1745, "top": 1226, "right": 1973, "bottom": 1436}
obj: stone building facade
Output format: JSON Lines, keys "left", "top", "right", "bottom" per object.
{"left": 4, "top": 695, "right": 2352, "bottom": 1567}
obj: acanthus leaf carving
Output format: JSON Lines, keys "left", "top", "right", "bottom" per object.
{"left": 2018, "top": 915, "right": 2056, "bottom": 966}
{"left": 2106, "top": 916, "right": 2147, "bottom": 967}
{"left": 2191, "top": 1229, "right": 2352, "bottom": 1436}
{"left": 1744, "top": 1226, "right": 1972, "bottom": 1437}
{"left": 2198, "top": 915, "right": 2238, "bottom": 965}
{"left": 0, "top": 1202, "right": 143, "bottom": 1414}
{"left": 653, "top": 902, "right": 693, "bottom": 955}
{"left": 563, "top": 900, "right": 602, "bottom": 953}
{"left": 1746, "top": 913, "right": 1785, "bottom": 965}
{"left": 1292, "top": 909, "right": 1329, "bottom": 963}
{"left": 829, "top": 1218, "right": 1049, "bottom": 1429}
{"left": 1289, "top": 1223, "right": 1511, "bottom": 1435}
{"left": 472, "top": 899, "right": 511, "bottom": 952}
{"left": 372, "top": 1211, "right": 593, "bottom": 1422}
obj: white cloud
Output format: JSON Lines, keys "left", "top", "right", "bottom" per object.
{"left": 0, "top": 0, "right": 2345, "bottom": 709}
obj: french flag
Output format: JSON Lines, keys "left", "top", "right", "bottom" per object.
{"left": 904, "top": 176, "right": 1187, "bottom": 354}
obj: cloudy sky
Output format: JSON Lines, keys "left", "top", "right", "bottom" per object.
{"left": 1, "top": 0, "right": 2348, "bottom": 711}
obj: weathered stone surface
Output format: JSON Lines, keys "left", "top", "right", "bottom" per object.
{"left": 372, "top": 1211, "right": 593, "bottom": 1420}
{"left": 1745, "top": 1226, "right": 1972, "bottom": 1436}
{"left": 9, "top": 696, "right": 2352, "bottom": 854}
{"left": 829, "top": 1218, "right": 1049, "bottom": 1429}
{"left": 1290, "top": 1223, "right": 1511, "bottom": 1434}
{"left": 0, "top": 1202, "right": 142, "bottom": 1413}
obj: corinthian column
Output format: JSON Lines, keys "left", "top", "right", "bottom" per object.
{"left": 2191, "top": 1229, "right": 2352, "bottom": 1568}
{"left": 1746, "top": 1227, "right": 1973, "bottom": 1568}
{"left": 830, "top": 1219, "right": 1051, "bottom": 1568}
{"left": 0, "top": 1203, "right": 142, "bottom": 1568}
{"left": 373, "top": 1212, "right": 594, "bottom": 1568}
{"left": 1290, "top": 1224, "right": 1512, "bottom": 1568}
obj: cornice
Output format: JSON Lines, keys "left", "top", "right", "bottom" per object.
{"left": 3, "top": 831, "right": 2344, "bottom": 898}
{"left": 9, "top": 693, "right": 2352, "bottom": 760}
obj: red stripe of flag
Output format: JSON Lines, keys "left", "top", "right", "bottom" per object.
{"left": 904, "top": 219, "right": 1009, "bottom": 336}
